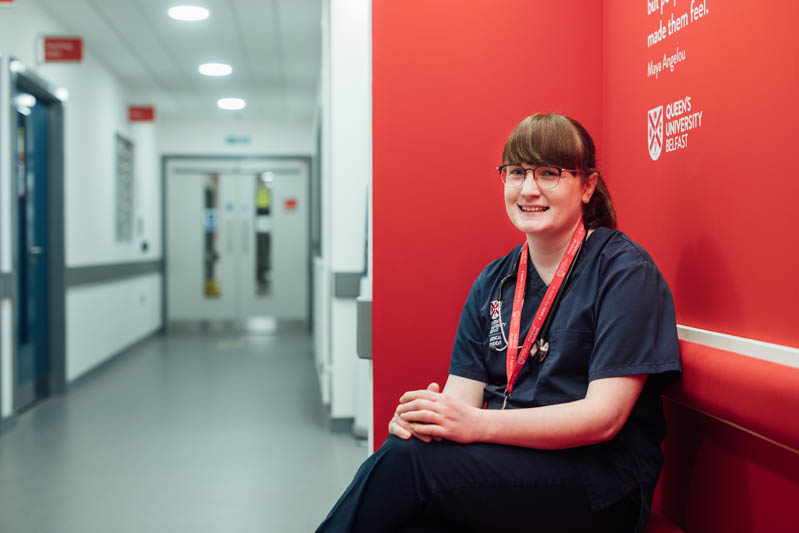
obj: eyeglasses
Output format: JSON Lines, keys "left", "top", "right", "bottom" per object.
{"left": 497, "top": 164, "right": 579, "bottom": 190}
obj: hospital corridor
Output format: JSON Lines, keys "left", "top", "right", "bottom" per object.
{"left": 0, "top": 328, "right": 367, "bottom": 532}
{"left": 1, "top": 1, "right": 798, "bottom": 532}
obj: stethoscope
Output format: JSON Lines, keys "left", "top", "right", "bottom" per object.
{"left": 490, "top": 235, "right": 587, "bottom": 354}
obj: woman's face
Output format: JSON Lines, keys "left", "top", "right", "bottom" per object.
{"left": 504, "top": 165, "right": 597, "bottom": 240}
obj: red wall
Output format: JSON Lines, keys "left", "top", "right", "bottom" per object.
{"left": 602, "top": 0, "right": 799, "bottom": 346}
{"left": 372, "top": 1, "right": 604, "bottom": 446}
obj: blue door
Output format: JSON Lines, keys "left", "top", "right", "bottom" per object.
{"left": 15, "top": 91, "right": 50, "bottom": 410}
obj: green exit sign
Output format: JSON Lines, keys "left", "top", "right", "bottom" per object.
{"left": 225, "top": 135, "right": 251, "bottom": 145}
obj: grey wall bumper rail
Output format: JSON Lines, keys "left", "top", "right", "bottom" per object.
{"left": 334, "top": 271, "right": 362, "bottom": 298}
{"left": 356, "top": 296, "right": 371, "bottom": 359}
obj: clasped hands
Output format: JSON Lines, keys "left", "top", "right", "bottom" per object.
{"left": 388, "top": 382, "right": 483, "bottom": 443}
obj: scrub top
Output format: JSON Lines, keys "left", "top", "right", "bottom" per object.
{"left": 449, "top": 227, "right": 682, "bottom": 531}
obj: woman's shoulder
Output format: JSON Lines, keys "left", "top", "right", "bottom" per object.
{"left": 589, "top": 227, "right": 658, "bottom": 268}
{"left": 464, "top": 244, "right": 524, "bottom": 296}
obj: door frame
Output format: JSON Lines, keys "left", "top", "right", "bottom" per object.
{"left": 5, "top": 58, "right": 67, "bottom": 413}
{"left": 161, "top": 155, "right": 313, "bottom": 328}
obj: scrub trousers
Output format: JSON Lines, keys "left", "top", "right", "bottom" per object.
{"left": 316, "top": 435, "right": 640, "bottom": 533}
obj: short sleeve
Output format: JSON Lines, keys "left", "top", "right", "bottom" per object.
{"left": 589, "top": 245, "right": 682, "bottom": 383}
{"left": 449, "top": 274, "right": 490, "bottom": 383}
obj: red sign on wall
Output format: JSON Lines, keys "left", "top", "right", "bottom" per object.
{"left": 283, "top": 197, "right": 298, "bottom": 211}
{"left": 43, "top": 37, "right": 83, "bottom": 62}
{"left": 128, "top": 106, "right": 155, "bottom": 122}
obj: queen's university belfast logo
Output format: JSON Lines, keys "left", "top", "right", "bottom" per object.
{"left": 648, "top": 105, "right": 663, "bottom": 161}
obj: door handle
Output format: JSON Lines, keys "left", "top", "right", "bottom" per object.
{"left": 29, "top": 246, "right": 43, "bottom": 267}
{"left": 242, "top": 219, "right": 249, "bottom": 255}
{"left": 226, "top": 220, "right": 234, "bottom": 254}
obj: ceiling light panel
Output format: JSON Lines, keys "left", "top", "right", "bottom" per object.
{"left": 217, "top": 97, "right": 246, "bottom": 110}
{"left": 168, "top": 5, "right": 210, "bottom": 21}
{"left": 199, "top": 63, "right": 232, "bottom": 76}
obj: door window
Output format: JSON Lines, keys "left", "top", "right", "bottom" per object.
{"left": 204, "top": 173, "right": 221, "bottom": 298}
{"left": 255, "top": 172, "right": 273, "bottom": 296}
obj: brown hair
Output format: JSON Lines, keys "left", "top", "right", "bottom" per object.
{"left": 502, "top": 113, "right": 616, "bottom": 230}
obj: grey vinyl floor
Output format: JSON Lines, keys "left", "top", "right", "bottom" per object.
{"left": 0, "top": 329, "right": 368, "bottom": 533}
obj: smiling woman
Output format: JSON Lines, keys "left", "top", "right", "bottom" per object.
{"left": 317, "top": 114, "right": 682, "bottom": 533}
{"left": 501, "top": 114, "right": 616, "bottom": 237}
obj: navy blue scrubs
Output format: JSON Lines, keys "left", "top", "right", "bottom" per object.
{"left": 318, "top": 228, "right": 681, "bottom": 533}
{"left": 451, "top": 227, "right": 681, "bottom": 530}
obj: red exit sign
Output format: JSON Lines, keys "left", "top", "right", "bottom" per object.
{"left": 284, "top": 197, "right": 298, "bottom": 211}
{"left": 43, "top": 37, "right": 83, "bottom": 62}
{"left": 128, "top": 106, "right": 156, "bottom": 122}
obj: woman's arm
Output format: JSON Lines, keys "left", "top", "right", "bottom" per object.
{"left": 442, "top": 374, "right": 486, "bottom": 407}
{"left": 397, "top": 374, "right": 646, "bottom": 449}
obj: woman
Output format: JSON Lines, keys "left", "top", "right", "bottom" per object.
{"left": 318, "top": 114, "right": 681, "bottom": 533}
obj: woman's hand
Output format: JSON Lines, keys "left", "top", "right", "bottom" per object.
{"left": 388, "top": 383, "right": 440, "bottom": 442}
{"left": 395, "top": 385, "right": 484, "bottom": 443}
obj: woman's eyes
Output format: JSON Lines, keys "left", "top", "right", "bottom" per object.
{"left": 509, "top": 167, "right": 559, "bottom": 177}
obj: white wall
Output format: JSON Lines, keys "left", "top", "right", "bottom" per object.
{"left": 329, "top": 1, "right": 371, "bottom": 274}
{"left": 0, "top": 0, "right": 162, "bottom": 417}
{"left": 158, "top": 115, "right": 313, "bottom": 156}
{"left": 64, "top": 111, "right": 162, "bottom": 266}
{"left": 316, "top": 0, "right": 372, "bottom": 421}
{"left": 0, "top": 1, "right": 160, "bottom": 267}
{"left": 131, "top": 122, "right": 161, "bottom": 258}
{"left": 66, "top": 274, "right": 162, "bottom": 381}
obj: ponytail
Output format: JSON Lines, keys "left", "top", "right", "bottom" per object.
{"left": 583, "top": 171, "right": 616, "bottom": 230}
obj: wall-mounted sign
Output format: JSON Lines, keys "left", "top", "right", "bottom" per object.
{"left": 642, "top": 1, "right": 708, "bottom": 161}
{"left": 284, "top": 197, "right": 298, "bottom": 211}
{"left": 42, "top": 36, "right": 83, "bottom": 62}
{"left": 225, "top": 135, "right": 251, "bottom": 145}
{"left": 204, "top": 209, "right": 217, "bottom": 231}
{"left": 128, "top": 106, "right": 155, "bottom": 122}
{"left": 0, "top": 0, "right": 16, "bottom": 5}
{"left": 646, "top": 95, "right": 703, "bottom": 160}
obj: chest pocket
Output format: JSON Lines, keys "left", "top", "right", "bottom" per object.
{"left": 536, "top": 329, "right": 595, "bottom": 403}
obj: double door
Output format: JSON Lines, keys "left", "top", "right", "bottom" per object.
{"left": 166, "top": 158, "right": 308, "bottom": 323}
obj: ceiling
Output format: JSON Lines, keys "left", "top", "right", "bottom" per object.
{"left": 37, "top": 0, "right": 322, "bottom": 122}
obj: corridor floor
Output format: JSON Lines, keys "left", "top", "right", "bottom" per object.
{"left": 0, "top": 329, "right": 367, "bottom": 533}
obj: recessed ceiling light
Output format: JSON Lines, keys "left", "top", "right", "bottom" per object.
{"left": 168, "top": 6, "right": 209, "bottom": 21}
{"left": 199, "top": 63, "right": 232, "bottom": 76}
{"left": 217, "top": 98, "right": 246, "bottom": 110}
{"left": 55, "top": 88, "right": 69, "bottom": 102}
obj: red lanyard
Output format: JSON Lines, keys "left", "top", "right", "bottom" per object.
{"left": 503, "top": 222, "right": 586, "bottom": 409}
